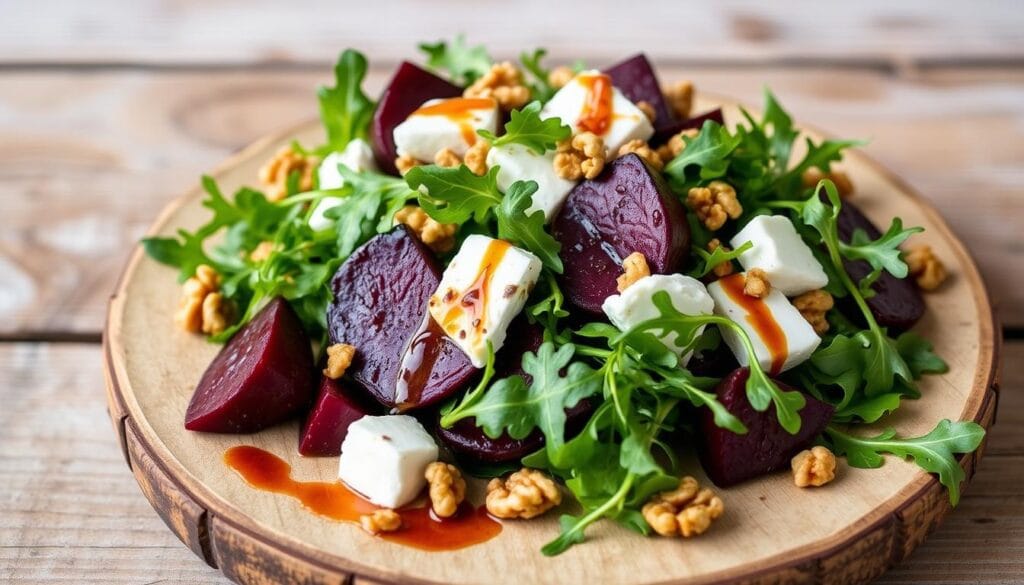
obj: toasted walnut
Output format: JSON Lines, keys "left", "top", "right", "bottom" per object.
{"left": 792, "top": 446, "right": 837, "bottom": 487}
{"left": 554, "top": 132, "right": 606, "bottom": 180}
{"left": 175, "top": 264, "right": 232, "bottom": 334}
{"left": 616, "top": 252, "right": 651, "bottom": 292}
{"left": 485, "top": 468, "right": 561, "bottom": 519}
{"left": 434, "top": 147, "right": 462, "bottom": 168}
{"left": 636, "top": 100, "right": 657, "bottom": 122}
{"left": 464, "top": 62, "right": 531, "bottom": 111}
{"left": 464, "top": 140, "right": 491, "bottom": 176}
{"left": 324, "top": 343, "right": 356, "bottom": 379}
{"left": 904, "top": 245, "right": 948, "bottom": 291}
{"left": 663, "top": 80, "right": 694, "bottom": 120}
{"left": 802, "top": 168, "right": 854, "bottom": 198}
{"left": 394, "top": 205, "right": 457, "bottom": 253}
{"left": 360, "top": 509, "right": 402, "bottom": 534}
{"left": 743, "top": 268, "right": 771, "bottom": 298}
{"left": 249, "top": 241, "right": 274, "bottom": 262}
{"left": 617, "top": 139, "right": 664, "bottom": 172}
{"left": 395, "top": 154, "right": 422, "bottom": 176}
{"left": 174, "top": 295, "right": 204, "bottom": 333}
{"left": 258, "top": 145, "right": 316, "bottom": 202}
{"left": 792, "top": 289, "right": 834, "bottom": 334}
{"left": 706, "top": 239, "right": 735, "bottom": 278}
{"left": 200, "top": 293, "right": 231, "bottom": 335}
{"left": 642, "top": 476, "right": 724, "bottom": 538}
{"left": 687, "top": 181, "right": 742, "bottom": 231}
{"left": 195, "top": 264, "right": 221, "bottom": 291}
{"left": 656, "top": 128, "right": 698, "bottom": 164}
{"left": 548, "top": 66, "right": 575, "bottom": 89}
{"left": 425, "top": 462, "right": 466, "bottom": 518}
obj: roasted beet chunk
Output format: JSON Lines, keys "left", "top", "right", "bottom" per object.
{"left": 298, "top": 376, "right": 378, "bottom": 456}
{"left": 185, "top": 298, "right": 315, "bottom": 433}
{"left": 371, "top": 62, "right": 462, "bottom": 174}
{"left": 697, "top": 368, "right": 834, "bottom": 487}
{"left": 604, "top": 54, "right": 675, "bottom": 129}
{"left": 552, "top": 153, "right": 689, "bottom": 313}
{"left": 651, "top": 108, "right": 725, "bottom": 146}
{"left": 835, "top": 199, "right": 925, "bottom": 330}
{"left": 327, "top": 226, "right": 475, "bottom": 409}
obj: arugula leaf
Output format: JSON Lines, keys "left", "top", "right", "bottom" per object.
{"left": 406, "top": 164, "right": 503, "bottom": 224}
{"left": 478, "top": 101, "right": 571, "bottom": 154}
{"left": 418, "top": 36, "right": 492, "bottom": 85}
{"left": 663, "top": 120, "right": 742, "bottom": 189}
{"left": 827, "top": 420, "right": 985, "bottom": 505}
{"left": 519, "top": 49, "right": 557, "bottom": 103}
{"left": 896, "top": 331, "right": 949, "bottom": 378}
{"left": 316, "top": 50, "right": 375, "bottom": 154}
{"left": 839, "top": 218, "right": 922, "bottom": 279}
{"left": 687, "top": 240, "right": 753, "bottom": 278}
{"left": 495, "top": 180, "right": 563, "bottom": 272}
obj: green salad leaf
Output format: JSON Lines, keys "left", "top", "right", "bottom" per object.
{"left": 418, "top": 35, "right": 493, "bottom": 85}
{"left": 686, "top": 240, "right": 752, "bottom": 278}
{"left": 495, "top": 180, "right": 563, "bottom": 272}
{"left": 317, "top": 50, "right": 375, "bottom": 154}
{"left": 478, "top": 101, "right": 571, "bottom": 154}
{"left": 406, "top": 164, "right": 503, "bottom": 224}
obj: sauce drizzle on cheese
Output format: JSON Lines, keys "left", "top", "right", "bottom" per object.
{"left": 394, "top": 313, "right": 447, "bottom": 409}
{"left": 411, "top": 97, "right": 495, "bottom": 146}
{"left": 576, "top": 73, "right": 614, "bottom": 135}
{"left": 719, "top": 273, "right": 788, "bottom": 375}
{"left": 430, "top": 238, "right": 511, "bottom": 350}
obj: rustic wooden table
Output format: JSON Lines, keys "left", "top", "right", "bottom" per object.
{"left": 2, "top": 2, "right": 1021, "bottom": 583}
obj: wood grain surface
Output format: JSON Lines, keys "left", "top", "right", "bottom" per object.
{"left": 1, "top": 1, "right": 1021, "bottom": 583}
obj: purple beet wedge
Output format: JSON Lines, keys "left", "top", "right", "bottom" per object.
{"left": 371, "top": 62, "right": 462, "bottom": 175}
{"left": 552, "top": 153, "right": 690, "bottom": 313}
{"left": 298, "top": 376, "right": 378, "bottom": 456}
{"left": 835, "top": 199, "right": 925, "bottom": 330}
{"left": 697, "top": 367, "right": 834, "bottom": 487}
{"left": 493, "top": 317, "right": 544, "bottom": 381}
{"left": 604, "top": 54, "right": 675, "bottom": 130}
{"left": 185, "top": 297, "right": 315, "bottom": 433}
{"left": 327, "top": 226, "right": 476, "bottom": 409}
{"left": 651, "top": 108, "right": 725, "bottom": 146}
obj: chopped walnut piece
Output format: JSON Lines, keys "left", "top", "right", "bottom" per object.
{"left": 323, "top": 343, "right": 356, "bottom": 379}
{"left": 663, "top": 80, "right": 694, "bottom": 120}
{"left": 554, "top": 132, "right": 606, "bottom": 180}
{"left": 617, "top": 139, "right": 664, "bottom": 172}
{"left": 195, "top": 264, "right": 221, "bottom": 291}
{"left": 394, "top": 154, "right": 422, "bottom": 176}
{"left": 743, "top": 268, "right": 771, "bottom": 298}
{"left": 425, "top": 462, "right": 466, "bottom": 518}
{"left": 548, "top": 66, "right": 575, "bottom": 89}
{"left": 636, "top": 100, "right": 657, "bottom": 122}
{"left": 258, "top": 145, "right": 317, "bottom": 202}
{"left": 802, "top": 168, "right": 855, "bottom": 198}
{"left": 616, "top": 252, "right": 651, "bottom": 292}
{"left": 792, "top": 446, "right": 837, "bottom": 487}
{"left": 706, "top": 239, "right": 735, "bottom": 278}
{"left": 656, "top": 128, "right": 698, "bottom": 164}
{"left": 249, "top": 241, "right": 275, "bottom": 262}
{"left": 360, "top": 509, "right": 402, "bottom": 534}
{"left": 174, "top": 295, "right": 204, "bottom": 333}
{"left": 464, "top": 62, "right": 531, "bottom": 111}
{"left": 904, "top": 245, "right": 948, "bottom": 291}
{"left": 485, "top": 468, "right": 561, "bottom": 519}
{"left": 175, "top": 264, "right": 232, "bottom": 334}
{"left": 434, "top": 147, "right": 462, "bottom": 168}
{"left": 200, "top": 293, "right": 231, "bottom": 335}
{"left": 686, "top": 181, "right": 742, "bottom": 231}
{"left": 642, "top": 476, "right": 724, "bottom": 538}
{"left": 792, "top": 289, "right": 834, "bottom": 334}
{"left": 464, "top": 140, "right": 490, "bottom": 176}
{"left": 394, "top": 205, "right": 457, "bottom": 253}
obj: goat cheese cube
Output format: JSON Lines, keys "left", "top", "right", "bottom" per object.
{"left": 309, "top": 138, "right": 378, "bottom": 231}
{"left": 337, "top": 415, "right": 438, "bottom": 508}
{"left": 729, "top": 215, "right": 828, "bottom": 296}
{"left": 429, "top": 235, "right": 542, "bottom": 367}
{"left": 393, "top": 97, "right": 499, "bottom": 162}
{"left": 486, "top": 143, "right": 578, "bottom": 222}
{"left": 540, "top": 70, "right": 654, "bottom": 157}
{"left": 707, "top": 273, "right": 821, "bottom": 375}
{"left": 601, "top": 274, "right": 715, "bottom": 366}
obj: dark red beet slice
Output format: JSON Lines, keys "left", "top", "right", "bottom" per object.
{"left": 185, "top": 297, "right": 315, "bottom": 433}
{"left": 493, "top": 317, "right": 544, "bottom": 381}
{"left": 697, "top": 368, "right": 834, "bottom": 487}
{"left": 651, "top": 108, "right": 725, "bottom": 146}
{"left": 604, "top": 54, "right": 675, "bottom": 129}
{"left": 835, "top": 199, "right": 925, "bottom": 330}
{"left": 371, "top": 62, "right": 463, "bottom": 175}
{"left": 552, "top": 153, "right": 690, "bottom": 313}
{"left": 327, "top": 226, "right": 476, "bottom": 409}
{"left": 298, "top": 376, "right": 379, "bottom": 456}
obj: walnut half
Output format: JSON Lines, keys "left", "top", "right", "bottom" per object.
{"left": 485, "top": 468, "right": 561, "bottom": 519}
{"left": 425, "top": 462, "right": 466, "bottom": 518}
{"left": 641, "top": 476, "right": 724, "bottom": 538}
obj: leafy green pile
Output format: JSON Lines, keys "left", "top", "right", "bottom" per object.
{"left": 143, "top": 41, "right": 984, "bottom": 556}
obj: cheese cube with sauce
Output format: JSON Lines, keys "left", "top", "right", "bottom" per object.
{"left": 707, "top": 273, "right": 821, "bottom": 375}
{"left": 393, "top": 97, "right": 499, "bottom": 162}
{"left": 540, "top": 70, "right": 654, "bottom": 157}
{"left": 486, "top": 143, "right": 578, "bottom": 222}
{"left": 601, "top": 274, "right": 715, "bottom": 366}
{"left": 309, "top": 138, "right": 378, "bottom": 231}
{"left": 729, "top": 215, "right": 828, "bottom": 296}
{"left": 429, "top": 235, "right": 542, "bottom": 367}
{"left": 337, "top": 415, "right": 439, "bottom": 508}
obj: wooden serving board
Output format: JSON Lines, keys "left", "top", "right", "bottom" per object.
{"left": 103, "top": 97, "right": 1000, "bottom": 585}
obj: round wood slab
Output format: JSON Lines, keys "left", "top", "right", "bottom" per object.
{"left": 104, "top": 97, "right": 1000, "bottom": 585}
